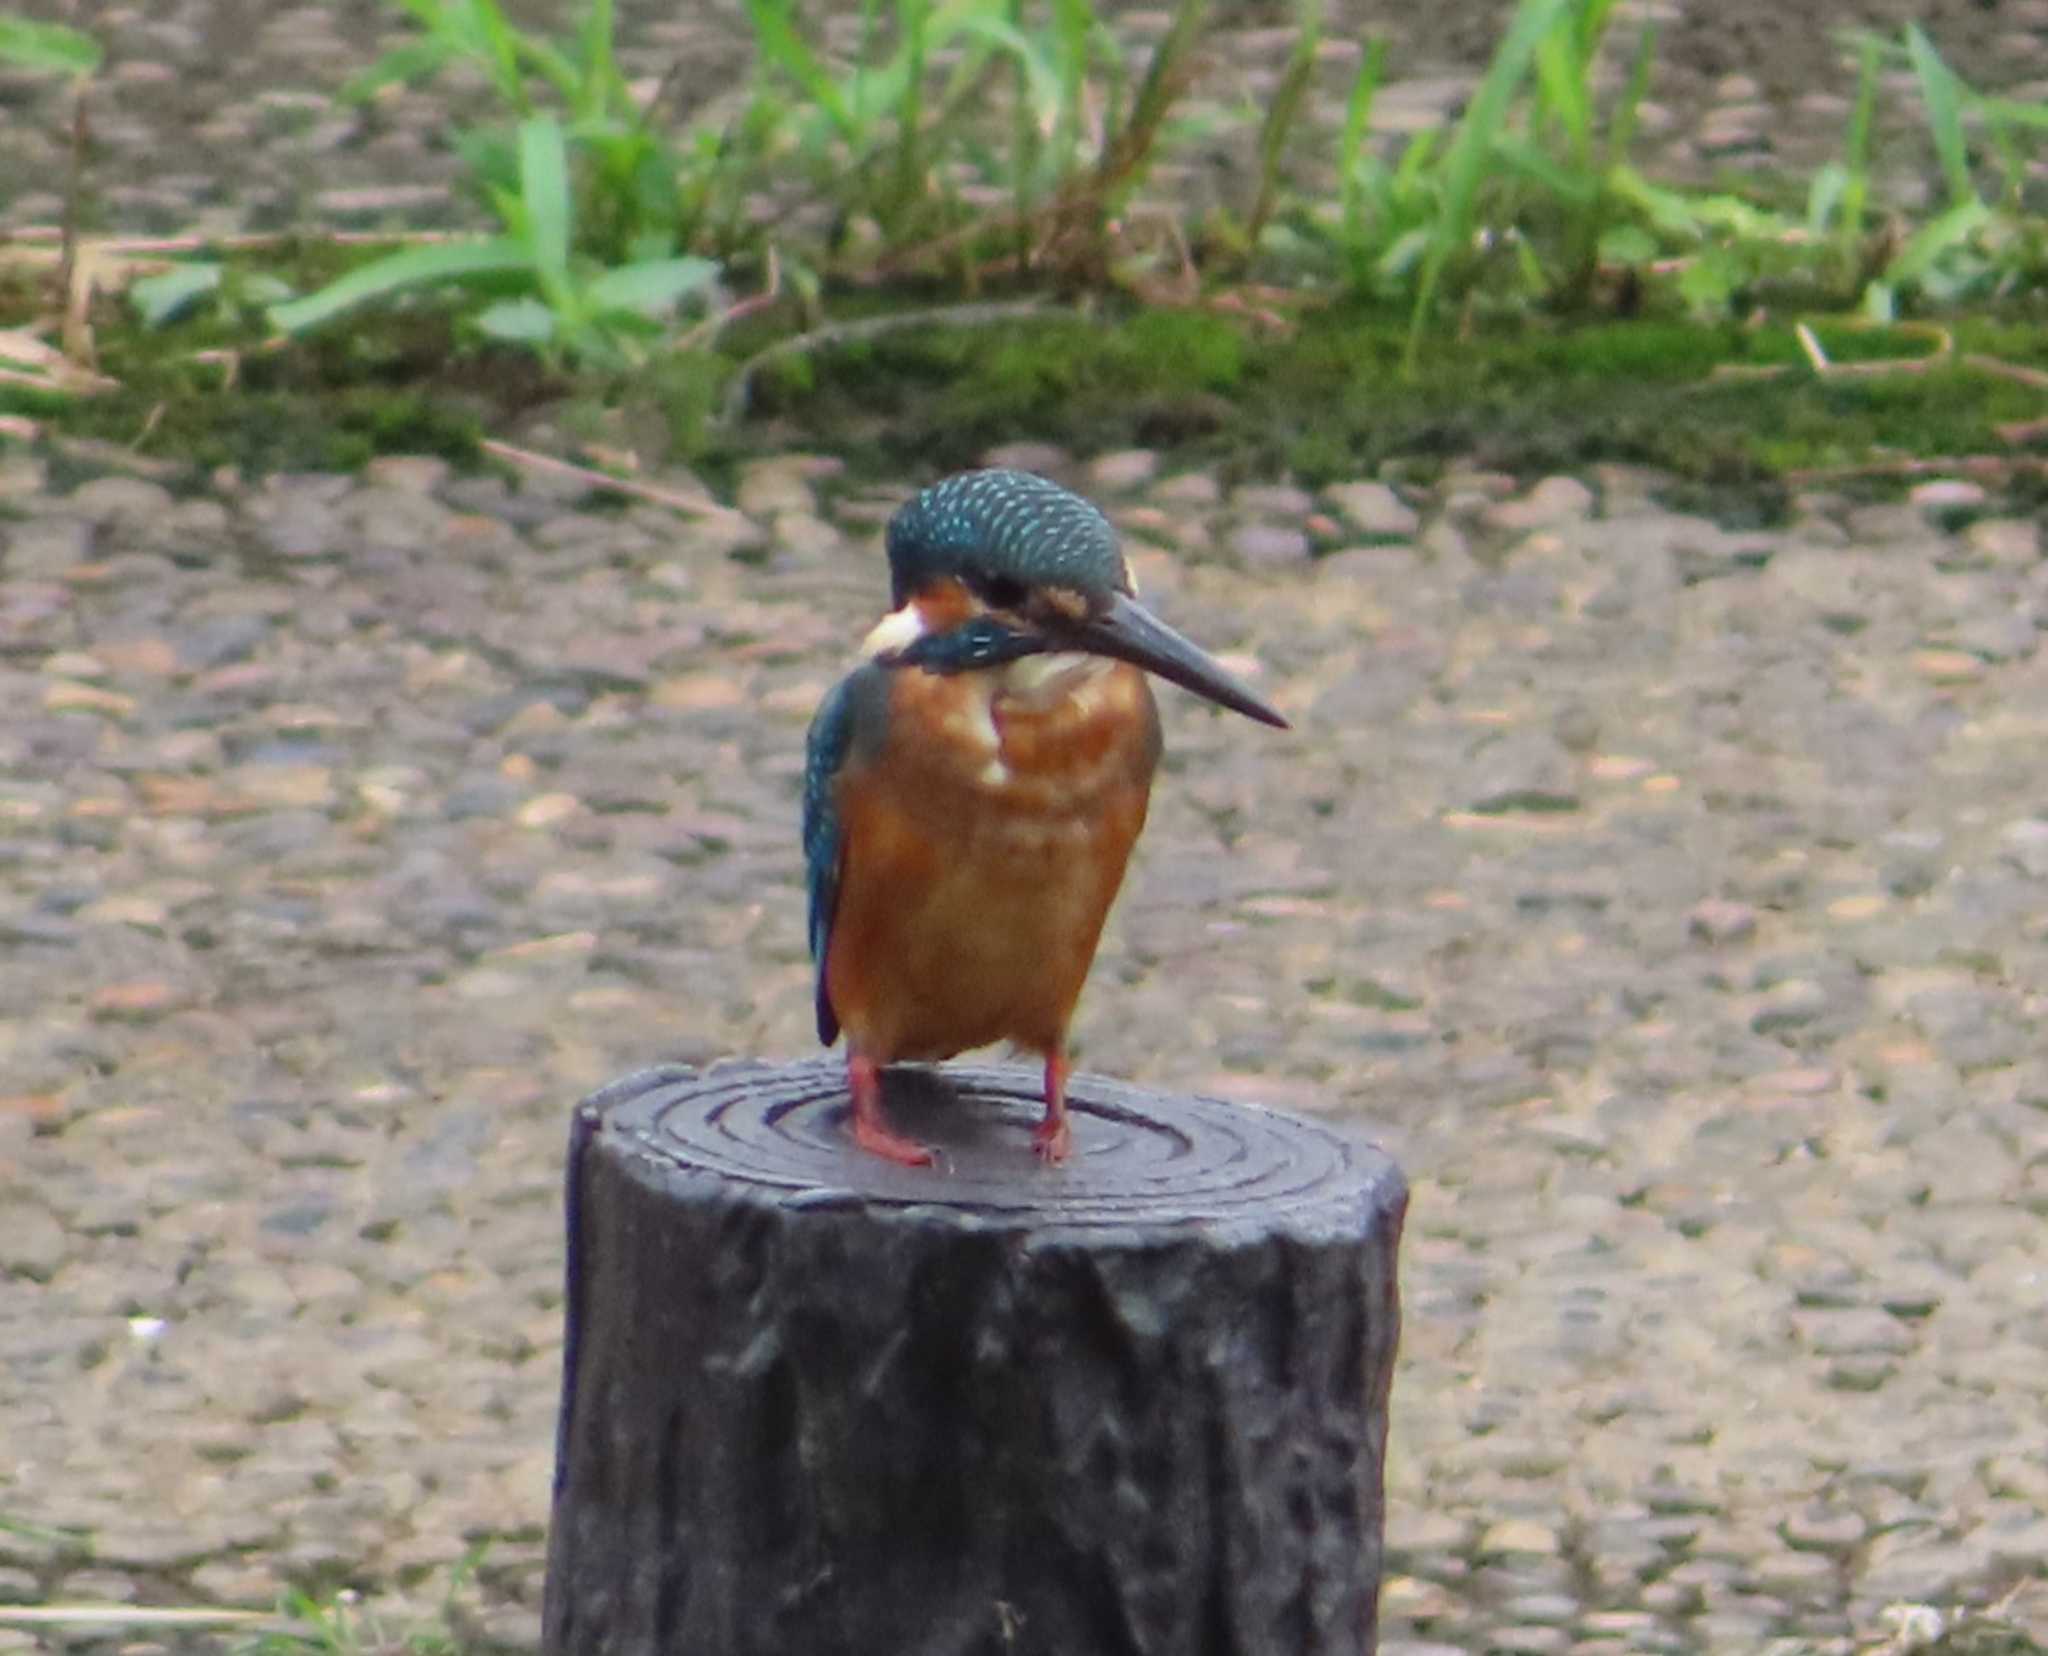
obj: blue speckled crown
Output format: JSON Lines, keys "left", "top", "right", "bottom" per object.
{"left": 884, "top": 470, "right": 1126, "bottom": 607}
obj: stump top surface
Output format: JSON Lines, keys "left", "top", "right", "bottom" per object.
{"left": 582, "top": 1058, "right": 1405, "bottom": 1234}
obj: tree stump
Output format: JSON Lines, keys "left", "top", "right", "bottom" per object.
{"left": 543, "top": 1058, "right": 1407, "bottom": 1656}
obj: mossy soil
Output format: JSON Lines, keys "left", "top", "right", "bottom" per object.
{"left": 9, "top": 266, "right": 2048, "bottom": 520}
{"left": 741, "top": 304, "right": 2048, "bottom": 515}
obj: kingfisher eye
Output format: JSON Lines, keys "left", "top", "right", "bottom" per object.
{"left": 977, "top": 575, "right": 1031, "bottom": 611}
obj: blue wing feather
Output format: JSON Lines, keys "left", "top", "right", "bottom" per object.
{"left": 802, "top": 665, "right": 888, "bottom": 1046}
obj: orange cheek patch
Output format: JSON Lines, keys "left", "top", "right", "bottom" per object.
{"left": 913, "top": 579, "right": 977, "bottom": 631}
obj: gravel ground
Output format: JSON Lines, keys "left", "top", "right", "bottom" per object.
{"left": 3, "top": 2, "right": 2048, "bottom": 1654}
{"left": 2, "top": 444, "right": 2046, "bottom": 1653}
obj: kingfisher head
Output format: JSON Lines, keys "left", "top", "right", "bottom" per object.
{"left": 864, "top": 469, "right": 1287, "bottom": 727}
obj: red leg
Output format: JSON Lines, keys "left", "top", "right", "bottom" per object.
{"left": 1033, "top": 1052, "right": 1073, "bottom": 1163}
{"left": 847, "top": 1052, "right": 935, "bottom": 1168}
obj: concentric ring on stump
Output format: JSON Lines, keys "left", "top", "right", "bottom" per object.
{"left": 549, "top": 1061, "right": 1407, "bottom": 1654}
{"left": 586, "top": 1057, "right": 1382, "bottom": 1229}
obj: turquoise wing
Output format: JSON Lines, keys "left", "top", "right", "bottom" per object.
{"left": 801, "top": 665, "right": 887, "bottom": 1046}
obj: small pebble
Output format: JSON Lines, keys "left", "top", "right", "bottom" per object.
{"left": 1086, "top": 450, "right": 1160, "bottom": 491}
{"left": 515, "top": 792, "right": 582, "bottom": 829}
{"left": 1230, "top": 523, "right": 1312, "bottom": 567}
{"left": 1481, "top": 1519, "right": 1562, "bottom": 1557}
{"left": 1483, "top": 475, "right": 1596, "bottom": 533}
{"left": 1325, "top": 480, "right": 1420, "bottom": 538}
{"left": 1908, "top": 478, "right": 1988, "bottom": 511}
{"left": 1151, "top": 472, "right": 1222, "bottom": 506}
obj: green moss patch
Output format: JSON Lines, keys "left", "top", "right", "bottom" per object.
{"left": 9, "top": 262, "right": 2048, "bottom": 506}
{"left": 737, "top": 301, "right": 2048, "bottom": 502}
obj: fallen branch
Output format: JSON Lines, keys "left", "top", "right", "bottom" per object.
{"left": 1705, "top": 322, "right": 1993, "bottom": 387}
{"left": 2, "top": 226, "right": 470, "bottom": 253}
{"left": 0, "top": 1606, "right": 270, "bottom": 1630}
{"left": 1994, "top": 416, "right": 2048, "bottom": 446}
{"left": 55, "top": 82, "right": 88, "bottom": 342}
{"left": 478, "top": 438, "right": 735, "bottom": 518}
{"left": 0, "top": 325, "right": 117, "bottom": 395}
{"left": 1786, "top": 453, "right": 2048, "bottom": 484}
{"left": 1964, "top": 352, "right": 2048, "bottom": 392}
{"left": 673, "top": 247, "right": 782, "bottom": 355}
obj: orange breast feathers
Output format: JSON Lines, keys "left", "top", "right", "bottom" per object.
{"left": 823, "top": 659, "right": 1162, "bottom": 1064}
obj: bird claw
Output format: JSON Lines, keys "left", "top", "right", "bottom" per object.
{"left": 1031, "top": 1116, "right": 1073, "bottom": 1164}
{"left": 847, "top": 1053, "right": 937, "bottom": 1167}
{"left": 852, "top": 1114, "right": 937, "bottom": 1168}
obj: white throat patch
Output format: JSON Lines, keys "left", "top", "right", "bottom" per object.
{"left": 998, "top": 651, "right": 1108, "bottom": 699}
{"left": 861, "top": 603, "right": 928, "bottom": 660}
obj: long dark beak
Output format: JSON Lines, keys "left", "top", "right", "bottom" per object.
{"left": 1055, "top": 591, "right": 1289, "bottom": 728}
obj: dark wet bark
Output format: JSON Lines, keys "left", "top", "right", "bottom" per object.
{"left": 545, "top": 1059, "right": 1407, "bottom": 1656}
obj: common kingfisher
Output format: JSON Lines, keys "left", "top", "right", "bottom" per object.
{"left": 803, "top": 469, "right": 1287, "bottom": 1167}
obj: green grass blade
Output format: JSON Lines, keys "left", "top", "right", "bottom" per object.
{"left": 446, "top": 0, "right": 530, "bottom": 109}
{"left": 514, "top": 35, "right": 586, "bottom": 106}
{"left": 476, "top": 297, "right": 558, "bottom": 342}
{"left": 468, "top": 0, "right": 524, "bottom": 85}
{"left": 1532, "top": 27, "right": 1590, "bottom": 156}
{"left": 129, "top": 262, "right": 225, "bottom": 328}
{"left": 958, "top": 17, "right": 1059, "bottom": 121}
{"left": 1604, "top": 21, "right": 1656, "bottom": 170}
{"left": 1392, "top": 123, "right": 1438, "bottom": 181}
{"left": 381, "top": 0, "right": 445, "bottom": 27}
{"left": 1905, "top": 23, "right": 1977, "bottom": 207}
{"left": 340, "top": 38, "right": 454, "bottom": 103}
{"left": 267, "top": 237, "right": 532, "bottom": 333}
{"left": 0, "top": 17, "right": 102, "bottom": 75}
{"left": 239, "top": 273, "right": 296, "bottom": 306}
{"left": 1577, "top": 0, "right": 1621, "bottom": 52}
{"left": 1880, "top": 196, "right": 1991, "bottom": 289}
{"left": 1983, "top": 117, "right": 2026, "bottom": 208}
{"left": 1005, "top": 0, "right": 1037, "bottom": 259}
{"left": 574, "top": 0, "right": 619, "bottom": 119}
{"left": 1976, "top": 93, "right": 2048, "bottom": 131}
{"left": 1050, "top": 0, "right": 1091, "bottom": 173}
{"left": 849, "top": 0, "right": 882, "bottom": 132}
{"left": 1839, "top": 32, "right": 1879, "bottom": 242}
{"left": 1491, "top": 134, "right": 1598, "bottom": 202}
{"left": 1602, "top": 163, "right": 1704, "bottom": 239}
{"left": 1805, "top": 159, "right": 1848, "bottom": 235}
{"left": 1248, "top": 0, "right": 1321, "bottom": 243}
{"left": 1378, "top": 224, "right": 1432, "bottom": 281}
{"left": 582, "top": 256, "right": 720, "bottom": 314}
{"left": 1403, "top": 0, "right": 1574, "bottom": 372}
{"left": 743, "top": 0, "right": 854, "bottom": 137}
{"left": 1090, "top": 0, "right": 1204, "bottom": 215}
{"left": 892, "top": 0, "right": 932, "bottom": 212}
{"left": 1339, "top": 36, "right": 1389, "bottom": 257}
{"left": 518, "top": 115, "right": 575, "bottom": 298}
{"left": 0, "top": 1514, "right": 90, "bottom": 1550}
{"left": 1596, "top": 222, "right": 1655, "bottom": 264}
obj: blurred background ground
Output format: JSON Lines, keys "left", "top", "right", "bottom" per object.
{"left": 2, "top": 3, "right": 2047, "bottom": 1653}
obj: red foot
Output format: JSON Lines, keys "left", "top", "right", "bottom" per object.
{"left": 847, "top": 1053, "right": 935, "bottom": 1168}
{"left": 853, "top": 1113, "right": 938, "bottom": 1167}
{"left": 1033, "top": 1053, "right": 1073, "bottom": 1164}
{"left": 1031, "top": 1116, "right": 1072, "bottom": 1163}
